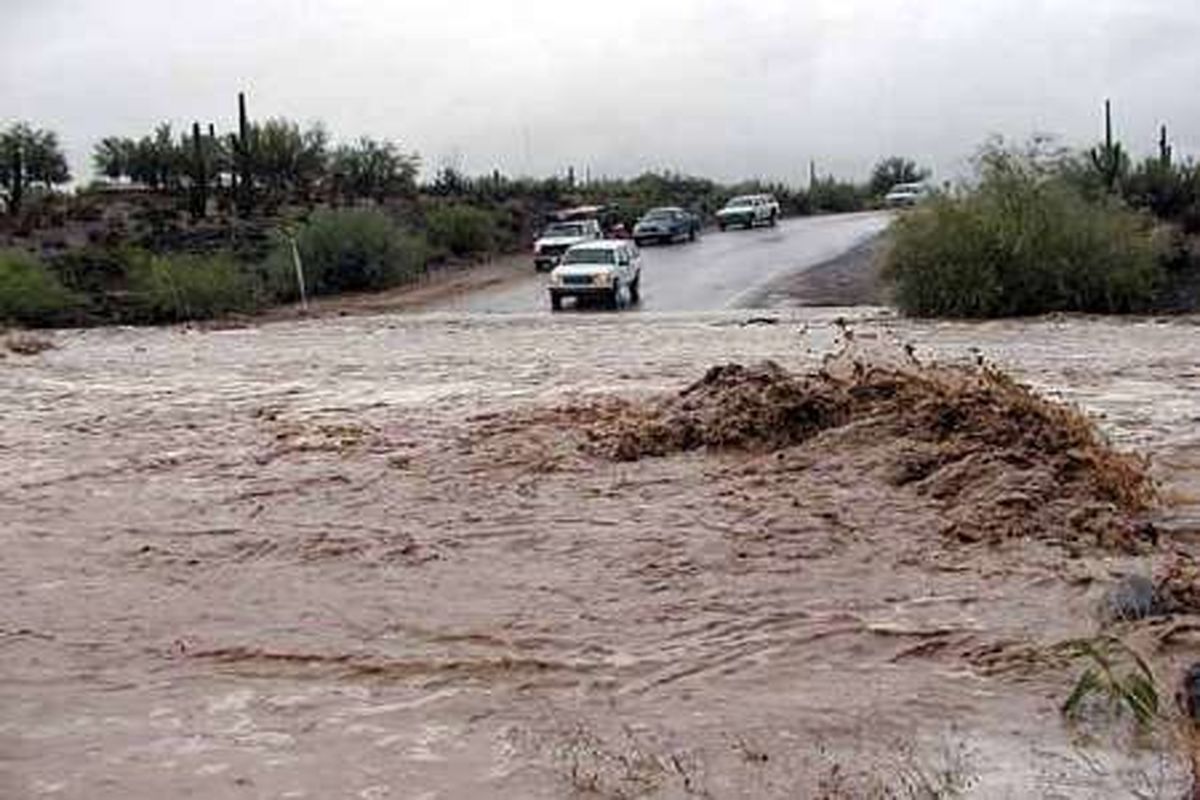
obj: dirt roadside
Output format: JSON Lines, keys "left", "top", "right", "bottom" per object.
{"left": 251, "top": 252, "right": 534, "bottom": 323}
{"left": 742, "top": 232, "right": 889, "bottom": 308}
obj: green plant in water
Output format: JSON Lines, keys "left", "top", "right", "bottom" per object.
{"left": 1061, "top": 637, "right": 1159, "bottom": 729}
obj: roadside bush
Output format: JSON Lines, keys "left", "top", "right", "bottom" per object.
{"left": 810, "top": 178, "right": 869, "bottom": 214}
{"left": 267, "top": 209, "right": 429, "bottom": 298}
{"left": 0, "top": 249, "right": 83, "bottom": 326}
{"left": 883, "top": 146, "right": 1162, "bottom": 317}
{"left": 125, "top": 251, "right": 256, "bottom": 322}
{"left": 1124, "top": 158, "right": 1198, "bottom": 222}
{"left": 424, "top": 203, "right": 497, "bottom": 257}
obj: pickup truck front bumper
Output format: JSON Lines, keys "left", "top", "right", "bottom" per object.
{"left": 718, "top": 212, "right": 755, "bottom": 227}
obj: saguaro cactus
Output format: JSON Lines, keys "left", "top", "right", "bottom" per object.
{"left": 1089, "top": 99, "right": 1127, "bottom": 193}
{"left": 189, "top": 121, "right": 209, "bottom": 219}
{"left": 235, "top": 91, "right": 254, "bottom": 216}
{"left": 1159, "top": 124, "right": 1173, "bottom": 167}
{"left": 6, "top": 137, "right": 23, "bottom": 216}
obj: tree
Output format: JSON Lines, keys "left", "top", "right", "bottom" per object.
{"left": 93, "top": 136, "right": 136, "bottom": 181}
{"left": 113, "top": 123, "right": 183, "bottom": 190}
{"left": 251, "top": 118, "right": 328, "bottom": 200}
{"left": 0, "top": 123, "right": 71, "bottom": 216}
{"left": 330, "top": 137, "right": 418, "bottom": 202}
{"left": 869, "top": 157, "right": 929, "bottom": 197}
{"left": 431, "top": 166, "right": 469, "bottom": 197}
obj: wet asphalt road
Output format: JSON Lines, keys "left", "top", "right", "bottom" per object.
{"left": 436, "top": 211, "right": 892, "bottom": 313}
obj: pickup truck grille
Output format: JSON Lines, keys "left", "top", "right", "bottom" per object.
{"left": 560, "top": 275, "right": 593, "bottom": 286}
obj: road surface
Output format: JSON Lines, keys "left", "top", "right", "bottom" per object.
{"left": 434, "top": 211, "right": 892, "bottom": 313}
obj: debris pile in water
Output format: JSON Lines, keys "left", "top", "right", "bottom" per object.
{"left": 1157, "top": 554, "right": 1200, "bottom": 613}
{"left": 589, "top": 356, "right": 1156, "bottom": 550}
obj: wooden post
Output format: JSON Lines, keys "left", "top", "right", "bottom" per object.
{"left": 287, "top": 232, "right": 308, "bottom": 312}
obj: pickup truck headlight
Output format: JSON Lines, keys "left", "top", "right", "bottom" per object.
{"left": 593, "top": 272, "right": 613, "bottom": 287}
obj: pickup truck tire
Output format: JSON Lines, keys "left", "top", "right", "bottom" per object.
{"left": 768, "top": 213, "right": 778, "bottom": 227}
{"left": 688, "top": 228, "right": 696, "bottom": 242}
{"left": 629, "top": 275, "right": 640, "bottom": 304}
{"left": 549, "top": 293, "right": 562, "bottom": 312}
{"left": 607, "top": 281, "right": 621, "bottom": 311}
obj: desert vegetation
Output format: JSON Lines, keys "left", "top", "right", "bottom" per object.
{"left": 0, "top": 91, "right": 910, "bottom": 327}
{"left": 885, "top": 102, "right": 1200, "bottom": 318}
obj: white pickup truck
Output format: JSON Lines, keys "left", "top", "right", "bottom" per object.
{"left": 716, "top": 194, "right": 781, "bottom": 230}
{"left": 533, "top": 219, "right": 603, "bottom": 271}
{"left": 548, "top": 240, "right": 642, "bottom": 311}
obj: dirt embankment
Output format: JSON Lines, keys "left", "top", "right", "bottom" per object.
{"left": 747, "top": 233, "right": 890, "bottom": 307}
{"left": 251, "top": 252, "right": 533, "bottom": 323}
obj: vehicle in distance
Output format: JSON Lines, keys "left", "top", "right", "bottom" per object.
{"left": 632, "top": 206, "right": 700, "bottom": 246}
{"left": 533, "top": 219, "right": 603, "bottom": 271}
{"left": 884, "top": 182, "right": 932, "bottom": 207}
{"left": 716, "top": 194, "right": 780, "bottom": 230}
{"left": 548, "top": 240, "right": 642, "bottom": 311}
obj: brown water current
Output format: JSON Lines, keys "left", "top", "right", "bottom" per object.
{"left": 2, "top": 309, "right": 1200, "bottom": 798}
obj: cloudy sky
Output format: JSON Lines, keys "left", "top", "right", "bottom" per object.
{"left": 4, "top": 0, "right": 1199, "bottom": 185}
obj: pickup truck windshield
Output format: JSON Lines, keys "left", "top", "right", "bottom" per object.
{"left": 726, "top": 197, "right": 754, "bottom": 208}
{"left": 543, "top": 223, "right": 585, "bottom": 237}
{"left": 644, "top": 209, "right": 676, "bottom": 220}
{"left": 563, "top": 248, "right": 616, "bottom": 265}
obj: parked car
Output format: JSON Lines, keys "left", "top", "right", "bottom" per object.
{"left": 716, "top": 194, "right": 780, "bottom": 230}
{"left": 548, "top": 240, "right": 642, "bottom": 311}
{"left": 532, "top": 219, "right": 603, "bottom": 271}
{"left": 883, "top": 182, "right": 932, "bottom": 207}
{"left": 633, "top": 206, "right": 700, "bottom": 246}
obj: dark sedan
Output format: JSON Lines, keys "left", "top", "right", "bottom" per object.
{"left": 632, "top": 207, "right": 700, "bottom": 246}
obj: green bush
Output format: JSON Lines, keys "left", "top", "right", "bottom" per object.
{"left": 883, "top": 146, "right": 1162, "bottom": 317}
{"left": 268, "top": 208, "right": 429, "bottom": 297}
{"left": 0, "top": 249, "right": 83, "bottom": 326}
{"left": 424, "top": 203, "right": 498, "bottom": 257}
{"left": 810, "top": 177, "right": 869, "bottom": 213}
{"left": 125, "top": 251, "right": 256, "bottom": 322}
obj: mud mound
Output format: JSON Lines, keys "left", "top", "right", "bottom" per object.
{"left": 601, "top": 362, "right": 852, "bottom": 459}
{"left": 591, "top": 358, "right": 1156, "bottom": 550}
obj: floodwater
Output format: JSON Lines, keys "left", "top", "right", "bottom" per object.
{"left": 2, "top": 308, "right": 1199, "bottom": 799}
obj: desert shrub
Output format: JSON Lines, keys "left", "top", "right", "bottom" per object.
{"left": 1123, "top": 158, "right": 1199, "bottom": 222}
{"left": 0, "top": 249, "right": 83, "bottom": 326}
{"left": 809, "top": 177, "right": 868, "bottom": 213}
{"left": 267, "top": 209, "right": 429, "bottom": 297}
{"left": 884, "top": 145, "right": 1162, "bottom": 317}
{"left": 125, "top": 251, "right": 255, "bottom": 322}
{"left": 424, "top": 203, "right": 498, "bottom": 257}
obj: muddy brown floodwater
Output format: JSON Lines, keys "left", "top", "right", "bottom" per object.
{"left": 3, "top": 308, "right": 1200, "bottom": 799}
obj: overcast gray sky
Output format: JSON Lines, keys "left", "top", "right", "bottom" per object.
{"left": 4, "top": 0, "right": 1200, "bottom": 185}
